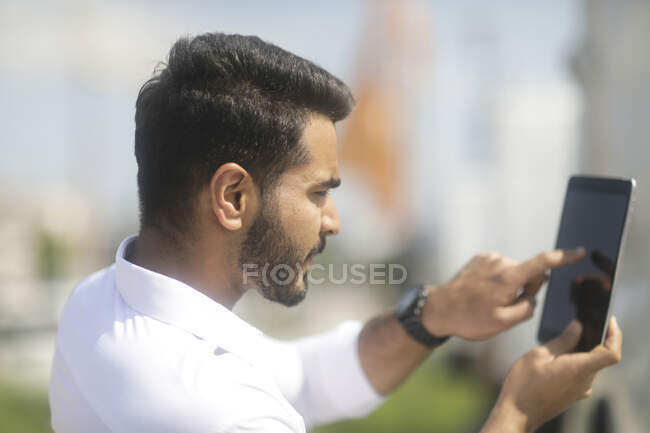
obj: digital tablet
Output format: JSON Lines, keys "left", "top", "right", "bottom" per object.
{"left": 538, "top": 175, "right": 635, "bottom": 352}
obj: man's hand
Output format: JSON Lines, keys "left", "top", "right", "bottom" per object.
{"left": 482, "top": 317, "right": 622, "bottom": 433}
{"left": 423, "top": 248, "right": 586, "bottom": 340}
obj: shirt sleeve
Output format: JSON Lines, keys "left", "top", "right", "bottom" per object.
{"left": 263, "top": 321, "right": 385, "bottom": 429}
{"left": 222, "top": 416, "right": 300, "bottom": 433}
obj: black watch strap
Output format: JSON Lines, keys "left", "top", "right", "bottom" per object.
{"left": 396, "top": 285, "right": 450, "bottom": 349}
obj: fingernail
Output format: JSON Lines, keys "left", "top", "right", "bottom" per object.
{"left": 574, "top": 247, "right": 586, "bottom": 255}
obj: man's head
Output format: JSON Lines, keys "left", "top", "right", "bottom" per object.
{"left": 238, "top": 114, "right": 342, "bottom": 305}
{"left": 134, "top": 32, "right": 350, "bottom": 305}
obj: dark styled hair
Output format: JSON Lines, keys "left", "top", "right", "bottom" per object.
{"left": 134, "top": 32, "right": 354, "bottom": 235}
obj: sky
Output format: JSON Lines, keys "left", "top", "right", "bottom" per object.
{"left": 0, "top": 0, "right": 580, "bottom": 241}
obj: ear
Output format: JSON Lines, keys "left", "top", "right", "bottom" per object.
{"left": 208, "top": 163, "right": 258, "bottom": 231}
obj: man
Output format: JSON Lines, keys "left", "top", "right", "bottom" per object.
{"left": 49, "top": 33, "right": 622, "bottom": 433}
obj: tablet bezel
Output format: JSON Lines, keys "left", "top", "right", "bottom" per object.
{"left": 537, "top": 175, "right": 635, "bottom": 348}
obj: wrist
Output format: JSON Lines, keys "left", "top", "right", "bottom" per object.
{"left": 482, "top": 396, "right": 530, "bottom": 433}
{"left": 421, "top": 284, "right": 451, "bottom": 337}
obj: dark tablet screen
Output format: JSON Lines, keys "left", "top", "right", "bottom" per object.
{"left": 538, "top": 176, "right": 633, "bottom": 352}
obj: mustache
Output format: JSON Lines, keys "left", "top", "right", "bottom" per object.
{"left": 306, "top": 236, "right": 326, "bottom": 261}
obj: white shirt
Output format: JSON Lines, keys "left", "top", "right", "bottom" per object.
{"left": 49, "top": 236, "right": 383, "bottom": 433}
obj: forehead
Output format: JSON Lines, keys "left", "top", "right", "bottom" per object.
{"left": 292, "top": 114, "right": 339, "bottom": 182}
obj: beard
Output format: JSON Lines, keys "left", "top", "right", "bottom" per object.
{"left": 238, "top": 197, "right": 325, "bottom": 307}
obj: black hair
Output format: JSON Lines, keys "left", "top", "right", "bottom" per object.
{"left": 134, "top": 32, "right": 354, "bottom": 236}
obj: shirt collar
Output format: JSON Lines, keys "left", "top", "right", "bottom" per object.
{"left": 115, "top": 235, "right": 263, "bottom": 362}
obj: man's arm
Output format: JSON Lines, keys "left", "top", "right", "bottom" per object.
{"left": 266, "top": 321, "right": 385, "bottom": 429}
{"left": 357, "top": 247, "right": 622, "bottom": 432}
{"left": 357, "top": 311, "right": 432, "bottom": 395}
{"left": 358, "top": 248, "right": 586, "bottom": 395}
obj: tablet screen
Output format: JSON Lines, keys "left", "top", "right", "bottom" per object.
{"left": 538, "top": 177, "right": 632, "bottom": 351}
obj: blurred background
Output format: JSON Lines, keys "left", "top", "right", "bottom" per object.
{"left": 0, "top": 0, "right": 648, "bottom": 432}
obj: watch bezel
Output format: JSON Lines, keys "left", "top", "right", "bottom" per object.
{"left": 396, "top": 286, "right": 421, "bottom": 320}
{"left": 396, "top": 284, "right": 450, "bottom": 348}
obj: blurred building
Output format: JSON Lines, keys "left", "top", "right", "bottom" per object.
{"left": 0, "top": 187, "right": 109, "bottom": 386}
{"left": 1, "top": 1, "right": 648, "bottom": 432}
{"left": 566, "top": 0, "right": 650, "bottom": 431}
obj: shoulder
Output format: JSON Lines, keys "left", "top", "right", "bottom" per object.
{"left": 58, "top": 265, "right": 117, "bottom": 328}
{"left": 53, "top": 267, "right": 303, "bottom": 432}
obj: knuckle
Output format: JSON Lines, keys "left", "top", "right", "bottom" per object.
{"left": 529, "top": 347, "right": 544, "bottom": 358}
{"left": 488, "top": 252, "right": 501, "bottom": 261}
{"left": 479, "top": 251, "right": 500, "bottom": 261}
{"left": 598, "top": 347, "right": 621, "bottom": 365}
{"left": 525, "top": 304, "right": 535, "bottom": 318}
{"left": 531, "top": 359, "right": 546, "bottom": 375}
{"left": 490, "top": 310, "right": 510, "bottom": 329}
{"left": 519, "top": 302, "right": 535, "bottom": 320}
{"left": 490, "top": 308, "right": 504, "bottom": 322}
{"left": 541, "top": 251, "right": 554, "bottom": 264}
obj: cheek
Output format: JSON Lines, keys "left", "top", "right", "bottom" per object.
{"left": 276, "top": 190, "right": 321, "bottom": 246}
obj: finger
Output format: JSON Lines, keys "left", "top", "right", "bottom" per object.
{"left": 569, "top": 345, "right": 621, "bottom": 373}
{"left": 518, "top": 248, "right": 586, "bottom": 279}
{"left": 604, "top": 316, "right": 622, "bottom": 359}
{"left": 568, "top": 319, "right": 622, "bottom": 372}
{"left": 574, "top": 274, "right": 611, "bottom": 290}
{"left": 601, "top": 275, "right": 612, "bottom": 292}
{"left": 523, "top": 272, "right": 546, "bottom": 296}
{"left": 591, "top": 249, "right": 615, "bottom": 277}
{"left": 497, "top": 295, "right": 537, "bottom": 326}
{"left": 544, "top": 320, "right": 582, "bottom": 357}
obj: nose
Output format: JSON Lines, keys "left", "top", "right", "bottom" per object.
{"left": 321, "top": 197, "right": 341, "bottom": 236}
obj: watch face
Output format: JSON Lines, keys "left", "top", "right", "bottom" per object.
{"left": 396, "top": 286, "right": 420, "bottom": 319}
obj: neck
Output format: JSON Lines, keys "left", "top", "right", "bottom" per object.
{"left": 129, "top": 226, "right": 244, "bottom": 309}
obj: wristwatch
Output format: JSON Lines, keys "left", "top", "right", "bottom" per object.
{"left": 396, "top": 284, "right": 450, "bottom": 348}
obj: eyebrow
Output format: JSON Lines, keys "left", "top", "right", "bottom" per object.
{"left": 315, "top": 177, "right": 342, "bottom": 189}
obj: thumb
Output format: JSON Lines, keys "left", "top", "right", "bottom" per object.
{"left": 544, "top": 320, "right": 582, "bottom": 356}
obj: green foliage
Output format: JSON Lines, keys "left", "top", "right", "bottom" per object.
{"left": 0, "top": 382, "right": 52, "bottom": 433}
{"left": 36, "top": 230, "right": 64, "bottom": 281}
{"left": 312, "top": 360, "right": 494, "bottom": 433}
{"left": 0, "top": 360, "right": 492, "bottom": 433}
